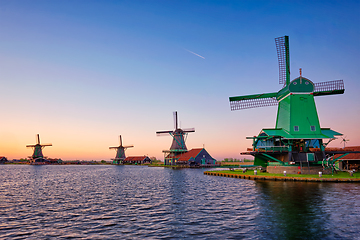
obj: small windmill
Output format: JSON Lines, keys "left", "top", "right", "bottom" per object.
{"left": 109, "top": 135, "right": 133, "bottom": 164}
{"left": 156, "top": 111, "right": 195, "bottom": 165}
{"left": 229, "top": 36, "right": 345, "bottom": 168}
{"left": 340, "top": 136, "right": 349, "bottom": 148}
{"left": 26, "top": 134, "right": 52, "bottom": 164}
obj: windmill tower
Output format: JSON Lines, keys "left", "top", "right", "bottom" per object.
{"left": 229, "top": 36, "right": 345, "bottom": 172}
{"left": 26, "top": 134, "right": 52, "bottom": 164}
{"left": 109, "top": 135, "right": 133, "bottom": 164}
{"left": 156, "top": 111, "right": 195, "bottom": 165}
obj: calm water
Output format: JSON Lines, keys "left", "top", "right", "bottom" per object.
{"left": 0, "top": 165, "right": 359, "bottom": 239}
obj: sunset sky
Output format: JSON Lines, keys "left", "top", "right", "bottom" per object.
{"left": 1, "top": 0, "right": 359, "bottom": 161}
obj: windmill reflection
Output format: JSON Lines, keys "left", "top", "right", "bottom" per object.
{"left": 255, "top": 181, "right": 330, "bottom": 239}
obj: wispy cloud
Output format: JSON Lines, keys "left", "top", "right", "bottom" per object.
{"left": 184, "top": 48, "right": 205, "bottom": 59}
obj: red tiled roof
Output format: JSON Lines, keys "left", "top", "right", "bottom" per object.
{"left": 177, "top": 148, "right": 203, "bottom": 162}
{"left": 334, "top": 146, "right": 360, "bottom": 160}
{"left": 325, "top": 147, "right": 343, "bottom": 152}
{"left": 124, "top": 156, "right": 148, "bottom": 161}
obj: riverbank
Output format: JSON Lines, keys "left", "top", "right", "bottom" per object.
{"left": 204, "top": 170, "right": 360, "bottom": 182}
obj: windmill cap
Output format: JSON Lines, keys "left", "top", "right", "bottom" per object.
{"left": 288, "top": 77, "right": 314, "bottom": 93}
{"left": 173, "top": 128, "right": 184, "bottom": 134}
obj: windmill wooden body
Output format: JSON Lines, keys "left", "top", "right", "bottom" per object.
{"left": 229, "top": 36, "right": 347, "bottom": 173}
{"left": 109, "top": 135, "right": 133, "bottom": 164}
{"left": 156, "top": 111, "right": 195, "bottom": 165}
{"left": 26, "top": 134, "right": 52, "bottom": 164}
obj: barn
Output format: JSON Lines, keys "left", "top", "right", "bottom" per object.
{"left": 123, "top": 156, "right": 152, "bottom": 165}
{"left": 175, "top": 148, "right": 216, "bottom": 166}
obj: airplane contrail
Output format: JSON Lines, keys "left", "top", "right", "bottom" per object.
{"left": 184, "top": 48, "right": 205, "bottom": 59}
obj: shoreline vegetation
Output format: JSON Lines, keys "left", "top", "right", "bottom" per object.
{"left": 3, "top": 159, "right": 253, "bottom": 166}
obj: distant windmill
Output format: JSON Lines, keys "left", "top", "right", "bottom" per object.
{"left": 109, "top": 135, "right": 133, "bottom": 164}
{"left": 156, "top": 111, "right": 195, "bottom": 165}
{"left": 340, "top": 136, "right": 350, "bottom": 148}
{"left": 26, "top": 134, "right": 52, "bottom": 164}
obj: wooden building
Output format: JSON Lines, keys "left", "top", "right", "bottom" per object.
{"left": 175, "top": 148, "right": 216, "bottom": 166}
{"left": 0, "top": 156, "right": 8, "bottom": 164}
{"left": 336, "top": 146, "right": 360, "bottom": 172}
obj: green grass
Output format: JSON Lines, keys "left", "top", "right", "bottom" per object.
{"left": 220, "top": 161, "right": 254, "bottom": 166}
{"left": 148, "top": 164, "right": 166, "bottom": 167}
{"left": 210, "top": 169, "right": 360, "bottom": 179}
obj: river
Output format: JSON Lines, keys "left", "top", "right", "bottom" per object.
{"left": 0, "top": 165, "right": 359, "bottom": 239}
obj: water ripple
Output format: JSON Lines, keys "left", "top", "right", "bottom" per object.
{"left": 1, "top": 165, "right": 360, "bottom": 239}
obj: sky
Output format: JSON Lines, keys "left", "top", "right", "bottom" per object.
{"left": 0, "top": 0, "right": 359, "bottom": 161}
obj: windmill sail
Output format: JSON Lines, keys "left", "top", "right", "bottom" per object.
{"left": 182, "top": 128, "right": 195, "bottom": 133}
{"left": 229, "top": 92, "right": 278, "bottom": 110}
{"left": 26, "top": 134, "right": 52, "bottom": 147}
{"left": 275, "top": 36, "right": 290, "bottom": 86}
{"left": 173, "top": 111, "right": 178, "bottom": 129}
{"left": 313, "top": 80, "right": 344, "bottom": 96}
{"left": 156, "top": 130, "right": 173, "bottom": 136}
{"left": 109, "top": 136, "right": 133, "bottom": 149}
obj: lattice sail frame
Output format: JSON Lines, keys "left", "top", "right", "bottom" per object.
{"left": 314, "top": 80, "right": 344, "bottom": 93}
{"left": 275, "top": 36, "right": 287, "bottom": 86}
{"left": 230, "top": 97, "right": 278, "bottom": 111}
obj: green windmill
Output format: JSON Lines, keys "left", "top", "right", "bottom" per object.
{"left": 229, "top": 36, "right": 345, "bottom": 173}
{"left": 109, "top": 135, "right": 133, "bottom": 164}
{"left": 26, "top": 134, "right": 52, "bottom": 164}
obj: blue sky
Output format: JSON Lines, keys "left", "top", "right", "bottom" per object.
{"left": 0, "top": 0, "right": 359, "bottom": 160}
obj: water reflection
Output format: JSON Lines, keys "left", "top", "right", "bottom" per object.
{"left": 254, "top": 181, "right": 360, "bottom": 239}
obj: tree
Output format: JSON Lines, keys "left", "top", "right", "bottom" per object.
{"left": 150, "top": 157, "right": 162, "bottom": 164}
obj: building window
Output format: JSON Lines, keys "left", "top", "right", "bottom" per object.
{"left": 294, "top": 126, "right": 299, "bottom": 132}
{"left": 311, "top": 126, "right": 316, "bottom": 131}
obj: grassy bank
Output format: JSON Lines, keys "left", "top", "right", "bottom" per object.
{"left": 219, "top": 161, "right": 254, "bottom": 166}
{"left": 206, "top": 169, "right": 360, "bottom": 179}
{"left": 148, "top": 164, "right": 166, "bottom": 167}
